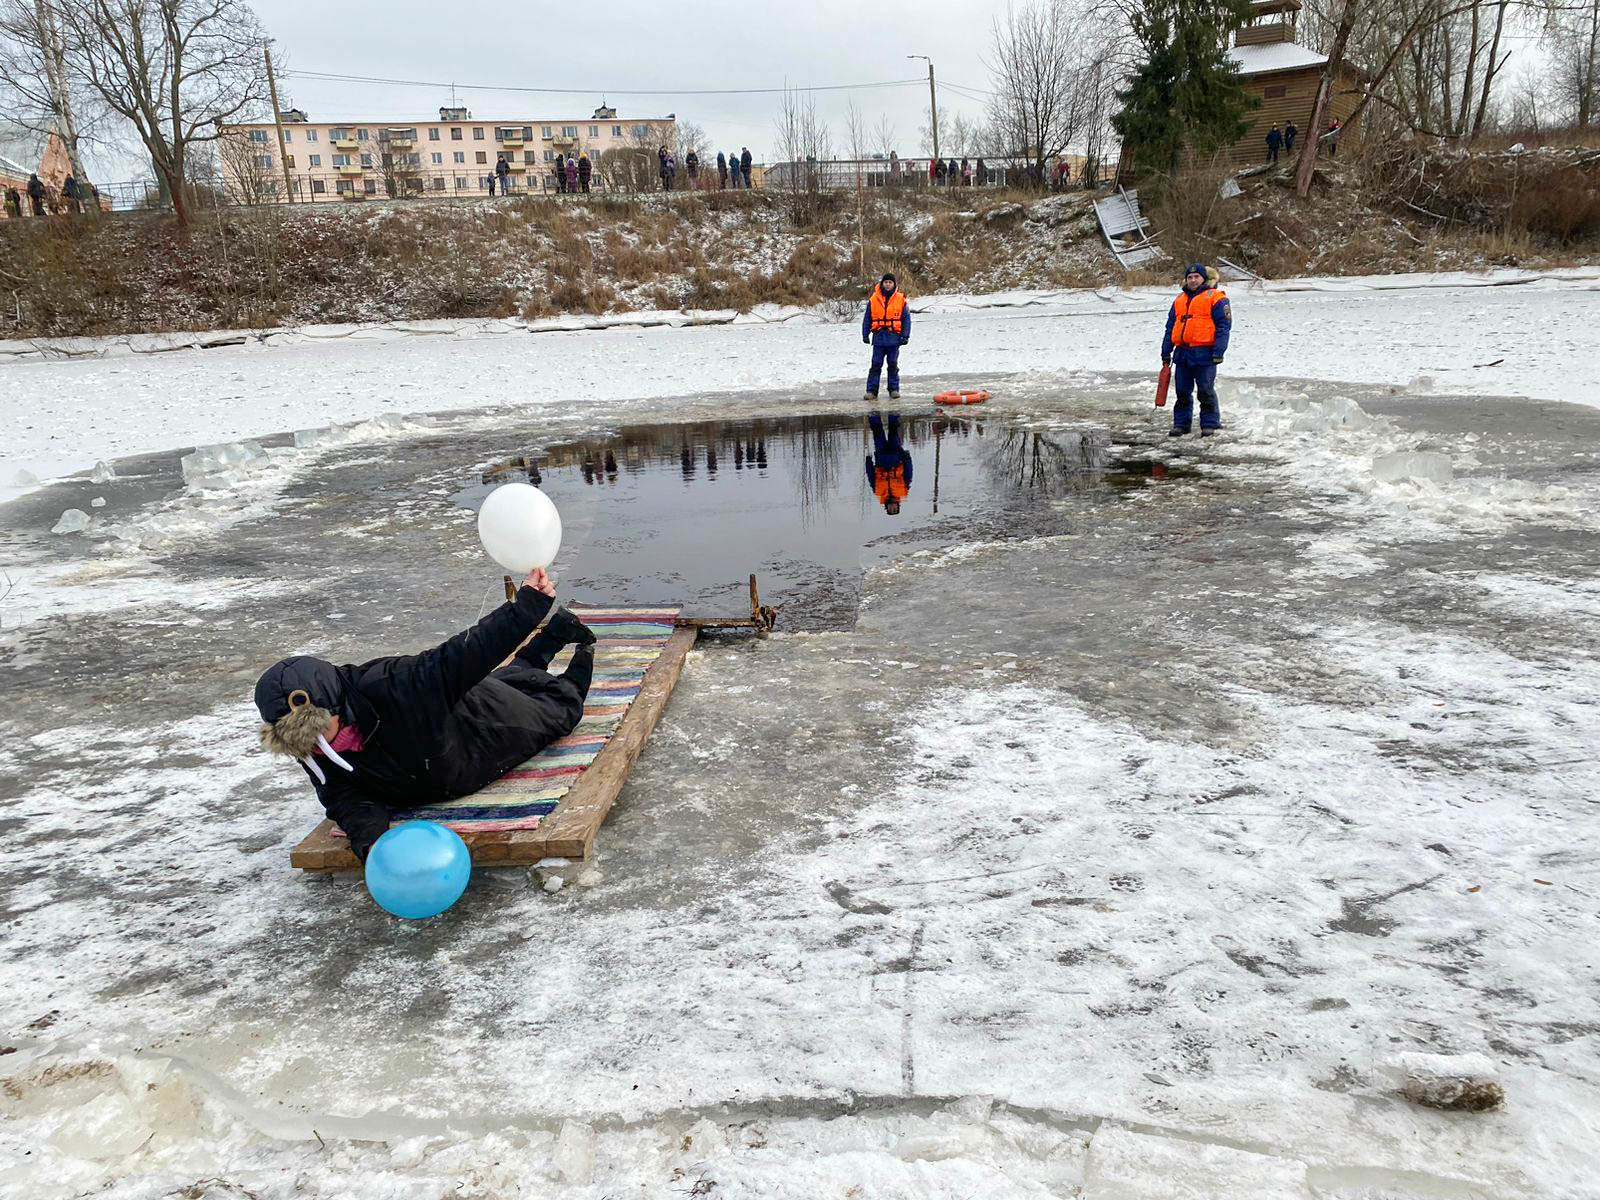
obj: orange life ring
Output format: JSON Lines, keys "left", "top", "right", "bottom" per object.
{"left": 933, "top": 389, "right": 989, "bottom": 405}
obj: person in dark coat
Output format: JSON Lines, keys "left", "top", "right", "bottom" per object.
{"left": 865, "top": 410, "right": 913, "bottom": 516}
{"left": 577, "top": 151, "right": 591, "bottom": 193}
{"left": 861, "top": 271, "right": 911, "bottom": 401}
{"left": 26, "top": 173, "right": 46, "bottom": 216}
{"left": 934, "top": 158, "right": 946, "bottom": 186}
{"left": 1325, "top": 119, "right": 1342, "bottom": 157}
{"left": 685, "top": 149, "right": 699, "bottom": 184}
{"left": 716, "top": 150, "right": 728, "bottom": 188}
{"left": 1265, "top": 124, "right": 1282, "bottom": 163}
{"left": 1161, "top": 262, "right": 1232, "bottom": 438}
{"left": 495, "top": 155, "right": 511, "bottom": 193}
{"left": 62, "top": 173, "right": 81, "bottom": 213}
{"left": 658, "top": 145, "right": 670, "bottom": 190}
{"left": 254, "top": 567, "right": 596, "bottom": 863}
{"left": 4, "top": 185, "right": 22, "bottom": 219}
{"left": 554, "top": 152, "right": 566, "bottom": 193}
{"left": 974, "top": 157, "right": 986, "bottom": 186}
{"left": 739, "top": 147, "right": 752, "bottom": 188}
{"left": 1284, "top": 122, "right": 1298, "bottom": 152}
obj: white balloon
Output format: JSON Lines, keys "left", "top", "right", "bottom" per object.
{"left": 477, "top": 483, "right": 563, "bottom": 573}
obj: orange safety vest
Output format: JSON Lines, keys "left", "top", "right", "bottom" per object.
{"left": 1172, "top": 287, "right": 1227, "bottom": 348}
{"left": 873, "top": 464, "right": 909, "bottom": 503}
{"left": 869, "top": 287, "right": 907, "bottom": 333}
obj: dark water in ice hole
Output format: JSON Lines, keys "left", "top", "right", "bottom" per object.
{"left": 452, "top": 411, "right": 1180, "bottom": 630}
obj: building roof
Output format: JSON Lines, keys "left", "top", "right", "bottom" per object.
{"left": 1228, "top": 41, "right": 1327, "bottom": 76}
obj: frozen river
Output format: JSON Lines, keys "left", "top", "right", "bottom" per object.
{"left": 2, "top": 280, "right": 1600, "bottom": 1199}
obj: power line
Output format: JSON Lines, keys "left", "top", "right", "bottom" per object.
{"left": 282, "top": 70, "right": 929, "bottom": 97}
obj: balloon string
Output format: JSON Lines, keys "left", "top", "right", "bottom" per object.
{"left": 476, "top": 581, "right": 502, "bottom": 620}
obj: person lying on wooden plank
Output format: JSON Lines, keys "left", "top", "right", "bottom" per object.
{"left": 253, "top": 566, "right": 596, "bottom": 863}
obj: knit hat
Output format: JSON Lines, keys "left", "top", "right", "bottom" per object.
{"left": 881, "top": 272, "right": 896, "bottom": 284}
{"left": 1185, "top": 263, "right": 1208, "bottom": 278}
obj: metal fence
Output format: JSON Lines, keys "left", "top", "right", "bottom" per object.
{"left": 763, "top": 157, "right": 1116, "bottom": 191}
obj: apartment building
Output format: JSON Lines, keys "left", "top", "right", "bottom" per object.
{"left": 220, "top": 104, "right": 678, "bottom": 203}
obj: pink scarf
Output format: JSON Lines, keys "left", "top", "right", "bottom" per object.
{"left": 327, "top": 722, "right": 365, "bottom": 755}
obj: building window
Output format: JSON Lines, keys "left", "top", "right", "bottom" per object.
{"left": 311, "top": 178, "right": 325, "bottom": 192}
{"left": 1264, "top": 84, "right": 1287, "bottom": 99}
{"left": 472, "top": 127, "right": 484, "bottom": 139}
{"left": 450, "top": 127, "right": 462, "bottom": 140}
{"left": 475, "top": 150, "right": 487, "bottom": 163}
{"left": 309, "top": 153, "right": 321, "bottom": 167}
{"left": 364, "top": 179, "right": 377, "bottom": 193}
{"left": 613, "top": 125, "right": 622, "bottom": 137}
{"left": 284, "top": 154, "right": 295, "bottom": 168}
{"left": 431, "top": 177, "right": 445, "bottom": 191}
{"left": 428, "top": 128, "right": 440, "bottom": 140}
{"left": 588, "top": 125, "right": 598, "bottom": 138}
{"left": 453, "top": 151, "right": 465, "bottom": 163}
{"left": 361, "top": 153, "right": 372, "bottom": 167}
{"left": 248, "top": 129, "right": 267, "bottom": 143}
{"left": 543, "top": 149, "right": 553, "bottom": 161}
{"left": 632, "top": 125, "right": 647, "bottom": 138}
{"left": 305, "top": 129, "right": 318, "bottom": 141}
{"left": 254, "top": 154, "right": 273, "bottom": 168}
{"left": 542, "top": 125, "right": 552, "bottom": 138}
{"left": 336, "top": 179, "right": 353, "bottom": 193}
{"left": 454, "top": 175, "right": 467, "bottom": 188}
{"left": 282, "top": 129, "right": 292, "bottom": 142}
{"left": 331, "top": 153, "right": 349, "bottom": 166}
{"left": 524, "top": 150, "right": 535, "bottom": 163}
{"left": 562, "top": 125, "right": 577, "bottom": 138}
{"left": 431, "top": 152, "right": 442, "bottom": 164}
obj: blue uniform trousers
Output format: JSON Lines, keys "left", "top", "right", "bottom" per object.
{"left": 867, "top": 345, "right": 900, "bottom": 396}
{"left": 1172, "top": 359, "right": 1221, "bottom": 431}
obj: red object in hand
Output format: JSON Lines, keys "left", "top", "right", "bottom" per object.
{"left": 1155, "top": 363, "right": 1171, "bottom": 407}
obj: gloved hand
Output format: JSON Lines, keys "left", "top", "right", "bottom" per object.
{"left": 900, "top": 337, "right": 909, "bottom": 346}
{"left": 1212, "top": 355, "right": 1224, "bottom": 365}
{"left": 1161, "top": 355, "right": 1170, "bottom": 366}
{"left": 862, "top": 336, "right": 870, "bottom": 345}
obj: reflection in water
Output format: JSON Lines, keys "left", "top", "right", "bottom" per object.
{"left": 866, "top": 411, "right": 913, "bottom": 517}
{"left": 466, "top": 412, "right": 1176, "bottom": 628}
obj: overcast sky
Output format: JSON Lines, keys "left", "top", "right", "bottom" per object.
{"left": 258, "top": 0, "right": 1000, "bottom": 160}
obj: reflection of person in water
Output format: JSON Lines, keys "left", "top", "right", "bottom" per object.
{"left": 865, "top": 411, "right": 914, "bottom": 516}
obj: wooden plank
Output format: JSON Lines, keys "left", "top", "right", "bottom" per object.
{"left": 290, "top": 625, "right": 699, "bottom": 872}
{"left": 537, "top": 625, "right": 698, "bottom": 859}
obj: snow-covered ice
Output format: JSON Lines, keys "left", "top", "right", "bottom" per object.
{"left": 2, "top": 276, "right": 1600, "bottom": 1199}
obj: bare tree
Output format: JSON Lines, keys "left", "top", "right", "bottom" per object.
{"left": 773, "top": 85, "right": 833, "bottom": 220}
{"left": 985, "top": 0, "right": 1116, "bottom": 185}
{"left": 217, "top": 123, "right": 280, "bottom": 203}
{"left": 872, "top": 111, "right": 897, "bottom": 159}
{"left": 53, "top": 0, "right": 269, "bottom": 228}
{"left": 0, "top": 0, "right": 98, "bottom": 191}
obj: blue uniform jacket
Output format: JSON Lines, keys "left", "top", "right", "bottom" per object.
{"left": 862, "top": 293, "right": 911, "bottom": 347}
{"left": 1162, "top": 286, "right": 1232, "bottom": 364}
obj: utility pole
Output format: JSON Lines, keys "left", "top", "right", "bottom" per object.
{"left": 908, "top": 55, "right": 939, "bottom": 162}
{"left": 264, "top": 44, "right": 294, "bottom": 203}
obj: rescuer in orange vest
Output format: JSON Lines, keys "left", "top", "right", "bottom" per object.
{"left": 865, "top": 410, "right": 913, "bottom": 516}
{"left": 862, "top": 272, "right": 911, "bottom": 401}
{"left": 1161, "top": 262, "right": 1232, "bottom": 437}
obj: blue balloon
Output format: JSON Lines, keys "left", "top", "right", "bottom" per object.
{"left": 364, "top": 822, "right": 471, "bottom": 919}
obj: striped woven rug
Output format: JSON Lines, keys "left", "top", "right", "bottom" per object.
{"left": 384, "top": 607, "right": 680, "bottom": 833}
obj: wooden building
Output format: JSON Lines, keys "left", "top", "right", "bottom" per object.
{"left": 1223, "top": 0, "right": 1363, "bottom": 169}
{"left": 1115, "top": 0, "right": 1363, "bottom": 179}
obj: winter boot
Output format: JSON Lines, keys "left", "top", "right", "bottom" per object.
{"left": 1168, "top": 428, "right": 1189, "bottom": 438}
{"left": 889, "top": 389, "right": 900, "bottom": 400}
{"left": 864, "top": 392, "right": 876, "bottom": 402}
{"left": 1200, "top": 429, "right": 1218, "bottom": 438}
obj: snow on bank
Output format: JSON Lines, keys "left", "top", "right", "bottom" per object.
{"left": 1, "top": 266, "right": 1596, "bottom": 494}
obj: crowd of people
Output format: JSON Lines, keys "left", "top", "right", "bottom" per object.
{"left": 2, "top": 170, "right": 96, "bottom": 218}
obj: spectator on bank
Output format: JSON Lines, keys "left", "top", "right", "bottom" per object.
{"left": 658, "top": 145, "right": 670, "bottom": 190}
{"left": 565, "top": 155, "right": 578, "bottom": 192}
{"left": 1325, "top": 119, "right": 1342, "bottom": 157}
{"left": 63, "top": 173, "right": 82, "bottom": 213}
{"left": 1285, "top": 122, "right": 1298, "bottom": 152}
{"left": 717, "top": 150, "right": 729, "bottom": 188}
{"left": 889, "top": 149, "right": 900, "bottom": 181}
{"left": 934, "top": 158, "right": 946, "bottom": 186}
{"left": 685, "top": 149, "right": 699, "bottom": 185}
{"left": 727, "top": 149, "right": 740, "bottom": 188}
{"left": 27, "top": 172, "right": 46, "bottom": 216}
{"left": 4, "top": 185, "right": 21, "bottom": 218}
{"left": 554, "top": 152, "right": 566, "bottom": 193}
{"left": 740, "top": 147, "right": 752, "bottom": 188}
{"left": 495, "top": 156, "right": 511, "bottom": 194}
{"left": 975, "top": 156, "right": 987, "bottom": 186}
{"left": 1055, "top": 158, "right": 1071, "bottom": 190}
{"left": 1266, "top": 124, "right": 1282, "bottom": 163}
{"left": 961, "top": 156, "right": 971, "bottom": 185}
{"left": 577, "top": 151, "right": 592, "bottom": 193}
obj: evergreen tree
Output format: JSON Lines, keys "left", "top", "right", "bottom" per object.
{"left": 1113, "top": 0, "right": 1258, "bottom": 177}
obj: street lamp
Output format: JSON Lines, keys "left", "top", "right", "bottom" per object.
{"left": 907, "top": 54, "right": 939, "bottom": 163}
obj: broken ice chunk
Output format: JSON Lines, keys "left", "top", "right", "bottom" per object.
{"left": 51, "top": 508, "right": 91, "bottom": 534}
{"left": 1372, "top": 451, "right": 1452, "bottom": 485}
{"left": 1383, "top": 1052, "right": 1504, "bottom": 1111}
{"left": 89, "top": 460, "right": 117, "bottom": 483}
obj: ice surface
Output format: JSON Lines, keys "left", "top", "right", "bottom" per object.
{"left": 50, "top": 508, "right": 90, "bottom": 534}
{"left": 1372, "top": 451, "right": 1453, "bottom": 484}
{"left": 1083, "top": 1126, "right": 1311, "bottom": 1199}
{"left": 553, "top": 1119, "right": 596, "bottom": 1184}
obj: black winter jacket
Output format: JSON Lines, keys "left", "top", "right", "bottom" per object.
{"left": 255, "top": 586, "right": 582, "bottom": 861}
